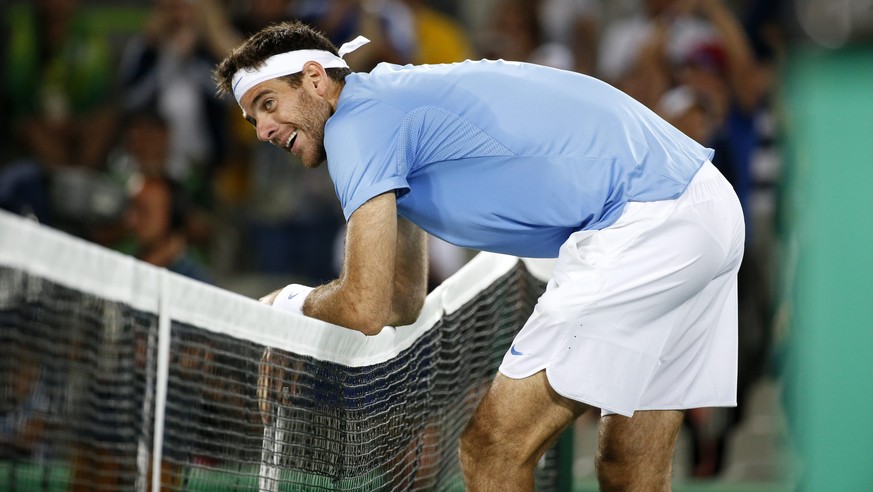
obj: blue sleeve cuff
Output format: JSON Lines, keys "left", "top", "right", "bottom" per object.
{"left": 342, "top": 177, "right": 410, "bottom": 221}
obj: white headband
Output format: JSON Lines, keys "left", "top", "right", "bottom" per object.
{"left": 231, "top": 35, "right": 370, "bottom": 104}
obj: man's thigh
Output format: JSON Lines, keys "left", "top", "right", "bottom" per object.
{"left": 466, "top": 371, "right": 589, "bottom": 464}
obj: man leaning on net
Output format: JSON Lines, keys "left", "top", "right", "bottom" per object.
{"left": 214, "top": 21, "right": 744, "bottom": 491}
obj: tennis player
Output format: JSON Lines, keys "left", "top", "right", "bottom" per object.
{"left": 217, "top": 21, "right": 744, "bottom": 491}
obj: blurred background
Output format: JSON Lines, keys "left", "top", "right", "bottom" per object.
{"left": 1, "top": 0, "right": 872, "bottom": 490}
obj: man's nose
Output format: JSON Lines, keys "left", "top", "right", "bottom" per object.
{"left": 257, "top": 120, "right": 277, "bottom": 142}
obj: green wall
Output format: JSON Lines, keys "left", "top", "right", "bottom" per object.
{"left": 782, "top": 45, "right": 873, "bottom": 491}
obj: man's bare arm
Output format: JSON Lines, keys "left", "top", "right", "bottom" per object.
{"left": 389, "top": 217, "right": 428, "bottom": 327}
{"left": 303, "top": 192, "right": 399, "bottom": 335}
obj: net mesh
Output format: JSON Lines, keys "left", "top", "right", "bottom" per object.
{"left": 0, "top": 211, "right": 562, "bottom": 491}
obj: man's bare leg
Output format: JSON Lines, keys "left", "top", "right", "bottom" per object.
{"left": 596, "top": 409, "right": 685, "bottom": 491}
{"left": 460, "top": 371, "right": 589, "bottom": 491}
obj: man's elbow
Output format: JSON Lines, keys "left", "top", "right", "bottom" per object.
{"left": 391, "top": 294, "right": 425, "bottom": 327}
{"left": 347, "top": 293, "right": 425, "bottom": 335}
{"left": 350, "top": 304, "right": 423, "bottom": 336}
{"left": 352, "top": 303, "right": 394, "bottom": 336}
{"left": 356, "top": 305, "right": 421, "bottom": 335}
{"left": 392, "top": 311, "right": 420, "bottom": 328}
{"left": 357, "top": 321, "right": 386, "bottom": 337}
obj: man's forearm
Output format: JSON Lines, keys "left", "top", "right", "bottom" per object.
{"left": 303, "top": 278, "right": 391, "bottom": 336}
{"left": 302, "top": 230, "right": 428, "bottom": 331}
{"left": 268, "top": 193, "right": 421, "bottom": 335}
{"left": 261, "top": 282, "right": 380, "bottom": 333}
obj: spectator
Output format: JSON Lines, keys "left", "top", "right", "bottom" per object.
{"left": 399, "top": 0, "right": 474, "bottom": 64}
{"left": 0, "top": 112, "right": 127, "bottom": 242}
{"left": 109, "top": 110, "right": 186, "bottom": 182}
{"left": 69, "top": 302, "right": 140, "bottom": 492}
{"left": 0, "top": 0, "right": 121, "bottom": 235}
{"left": 599, "top": 0, "right": 769, "bottom": 209}
{"left": 478, "top": 0, "right": 576, "bottom": 71}
{"left": 117, "top": 0, "right": 231, "bottom": 201}
{"left": 198, "top": 0, "right": 296, "bottom": 53}
{"left": 3, "top": 0, "right": 117, "bottom": 169}
{"left": 242, "top": 141, "right": 344, "bottom": 284}
{"left": 196, "top": 0, "right": 347, "bottom": 282}
{"left": 477, "top": 0, "right": 543, "bottom": 63}
{"left": 126, "top": 175, "right": 213, "bottom": 284}
{"left": 537, "top": 0, "right": 603, "bottom": 74}
{"left": 231, "top": 0, "right": 296, "bottom": 37}
{"left": 0, "top": 337, "right": 54, "bottom": 463}
{"left": 670, "top": 1, "right": 771, "bottom": 232}
{"left": 102, "top": 109, "right": 214, "bottom": 257}
{"left": 597, "top": 0, "right": 717, "bottom": 108}
{"left": 293, "top": 0, "right": 418, "bottom": 70}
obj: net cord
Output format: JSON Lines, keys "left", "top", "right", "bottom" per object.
{"left": 0, "top": 210, "right": 553, "bottom": 367}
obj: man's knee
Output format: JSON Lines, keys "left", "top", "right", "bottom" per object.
{"left": 459, "top": 409, "right": 527, "bottom": 475}
{"left": 595, "top": 448, "right": 636, "bottom": 491}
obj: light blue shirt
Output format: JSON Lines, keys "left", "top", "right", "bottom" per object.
{"left": 325, "top": 60, "right": 713, "bottom": 258}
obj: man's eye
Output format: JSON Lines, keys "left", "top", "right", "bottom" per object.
{"left": 264, "top": 100, "right": 275, "bottom": 110}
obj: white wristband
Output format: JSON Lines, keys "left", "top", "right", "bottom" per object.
{"left": 271, "top": 284, "right": 314, "bottom": 315}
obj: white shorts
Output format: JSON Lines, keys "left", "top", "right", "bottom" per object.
{"left": 499, "top": 161, "right": 745, "bottom": 417}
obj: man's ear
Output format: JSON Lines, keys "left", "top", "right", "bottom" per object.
{"left": 302, "top": 61, "right": 328, "bottom": 96}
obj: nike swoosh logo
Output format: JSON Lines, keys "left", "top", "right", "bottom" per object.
{"left": 510, "top": 345, "right": 525, "bottom": 356}
{"left": 287, "top": 292, "right": 299, "bottom": 299}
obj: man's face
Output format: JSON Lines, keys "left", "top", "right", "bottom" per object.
{"left": 240, "top": 78, "right": 333, "bottom": 168}
{"left": 129, "top": 181, "right": 172, "bottom": 247}
{"left": 125, "top": 119, "right": 170, "bottom": 175}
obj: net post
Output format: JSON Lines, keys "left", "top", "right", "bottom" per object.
{"left": 259, "top": 384, "right": 287, "bottom": 492}
{"left": 150, "top": 270, "right": 172, "bottom": 492}
{"left": 136, "top": 327, "right": 158, "bottom": 492}
{"left": 259, "top": 421, "right": 278, "bottom": 492}
{"left": 259, "top": 409, "right": 280, "bottom": 492}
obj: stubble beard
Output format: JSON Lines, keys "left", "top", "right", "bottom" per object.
{"left": 296, "top": 89, "right": 333, "bottom": 168}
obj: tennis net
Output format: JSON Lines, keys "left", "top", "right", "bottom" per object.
{"left": 0, "top": 209, "right": 566, "bottom": 491}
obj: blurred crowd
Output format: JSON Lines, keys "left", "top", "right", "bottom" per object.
{"left": 1, "top": 0, "right": 788, "bottom": 480}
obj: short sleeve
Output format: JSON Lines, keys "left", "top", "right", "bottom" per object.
{"left": 325, "top": 99, "right": 410, "bottom": 220}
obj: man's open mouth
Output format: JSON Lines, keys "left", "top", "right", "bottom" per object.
{"left": 285, "top": 131, "right": 298, "bottom": 150}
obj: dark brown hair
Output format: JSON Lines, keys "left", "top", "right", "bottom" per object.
{"left": 214, "top": 21, "right": 351, "bottom": 97}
